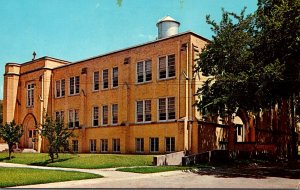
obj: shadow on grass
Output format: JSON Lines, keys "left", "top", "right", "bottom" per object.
{"left": 189, "top": 161, "right": 300, "bottom": 179}
{"left": 0, "top": 156, "right": 15, "bottom": 162}
{"left": 29, "top": 158, "right": 74, "bottom": 166}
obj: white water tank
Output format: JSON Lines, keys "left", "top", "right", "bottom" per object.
{"left": 157, "top": 16, "right": 180, "bottom": 39}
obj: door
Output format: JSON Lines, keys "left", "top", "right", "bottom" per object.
{"left": 28, "top": 129, "right": 36, "bottom": 149}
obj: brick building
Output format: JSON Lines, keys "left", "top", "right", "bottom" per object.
{"left": 3, "top": 16, "right": 213, "bottom": 154}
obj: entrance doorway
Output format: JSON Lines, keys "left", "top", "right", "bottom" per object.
{"left": 28, "top": 129, "right": 36, "bottom": 149}
{"left": 22, "top": 114, "right": 37, "bottom": 150}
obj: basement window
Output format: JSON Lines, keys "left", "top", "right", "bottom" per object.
{"left": 165, "top": 137, "right": 175, "bottom": 152}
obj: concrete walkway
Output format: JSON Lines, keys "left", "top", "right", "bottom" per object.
{"left": 0, "top": 162, "right": 300, "bottom": 188}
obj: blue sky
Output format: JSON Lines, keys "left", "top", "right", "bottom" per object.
{"left": 0, "top": 0, "right": 257, "bottom": 99}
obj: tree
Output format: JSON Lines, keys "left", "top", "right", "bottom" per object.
{"left": 38, "top": 117, "right": 74, "bottom": 162}
{"left": 0, "top": 121, "right": 23, "bottom": 159}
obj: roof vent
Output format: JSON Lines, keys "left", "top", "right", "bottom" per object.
{"left": 156, "top": 16, "right": 180, "bottom": 39}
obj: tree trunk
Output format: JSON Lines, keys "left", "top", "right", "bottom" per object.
{"left": 8, "top": 144, "right": 13, "bottom": 160}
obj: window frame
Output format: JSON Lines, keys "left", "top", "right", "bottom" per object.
{"left": 68, "top": 109, "right": 79, "bottom": 129}
{"left": 26, "top": 83, "right": 34, "bottom": 107}
{"left": 92, "top": 106, "right": 99, "bottom": 127}
{"left": 136, "top": 100, "right": 151, "bottom": 123}
{"left": 136, "top": 59, "right": 152, "bottom": 84}
{"left": 100, "top": 139, "right": 108, "bottom": 152}
{"left": 111, "top": 104, "right": 118, "bottom": 125}
{"left": 158, "top": 54, "right": 176, "bottom": 80}
{"left": 55, "top": 110, "right": 64, "bottom": 123}
{"left": 55, "top": 79, "right": 65, "bottom": 98}
{"left": 165, "top": 137, "right": 175, "bottom": 153}
{"left": 102, "top": 105, "right": 108, "bottom": 126}
{"left": 69, "top": 76, "right": 80, "bottom": 96}
{"left": 89, "top": 139, "right": 97, "bottom": 153}
{"left": 149, "top": 137, "right": 159, "bottom": 153}
{"left": 72, "top": 140, "right": 78, "bottom": 153}
{"left": 112, "top": 138, "right": 120, "bottom": 153}
{"left": 158, "top": 97, "right": 176, "bottom": 121}
{"left": 135, "top": 138, "right": 144, "bottom": 153}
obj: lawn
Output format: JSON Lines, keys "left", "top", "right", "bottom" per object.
{"left": 116, "top": 166, "right": 192, "bottom": 173}
{"left": 0, "top": 167, "right": 102, "bottom": 187}
{"left": 0, "top": 153, "right": 154, "bottom": 169}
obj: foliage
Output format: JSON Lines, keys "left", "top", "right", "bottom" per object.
{"left": 38, "top": 117, "right": 74, "bottom": 162}
{"left": 0, "top": 167, "right": 101, "bottom": 187}
{"left": 0, "top": 121, "right": 23, "bottom": 159}
{"left": 0, "top": 153, "right": 154, "bottom": 169}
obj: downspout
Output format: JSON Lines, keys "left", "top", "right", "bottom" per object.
{"left": 189, "top": 43, "right": 194, "bottom": 152}
{"left": 185, "top": 42, "right": 190, "bottom": 152}
{"left": 38, "top": 73, "right": 44, "bottom": 153}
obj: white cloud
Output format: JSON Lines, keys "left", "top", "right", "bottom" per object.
{"left": 138, "top": 33, "right": 157, "bottom": 40}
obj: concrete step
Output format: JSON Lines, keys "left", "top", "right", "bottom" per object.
{"left": 22, "top": 149, "right": 37, "bottom": 153}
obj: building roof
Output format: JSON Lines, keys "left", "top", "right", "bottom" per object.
{"left": 156, "top": 16, "right": 180, "bottom": 26}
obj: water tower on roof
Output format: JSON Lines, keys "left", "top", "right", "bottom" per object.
{"left": 156, "top": 16, "right": 180, "bottom": 39}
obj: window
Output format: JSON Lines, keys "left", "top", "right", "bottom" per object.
{"left": 158, "top": 97, "right": 175, "bottom": 121}
{"left": 55, "top": 79, "right": 65, "bottom": 98}
{"left": 158, "top": 54, "right": 175, "bottom": 79}
{"left": 112, "top": 139, "right": 120, "bottom": 152}
{"left": 72, "top": 140, "right": 78, "bottom": 153}
{"left": 136, "top": 60, "right": 152, "bottom": 83}
{"left": 93, "top": 71, "right": 99, "bottom": 91}
{"left": 68, "top": 109, "right": 79, "bottom": 128}
{"left": 135, "top": 138, "right": 144, "bottom": 153}
{"left": 111, "top": 104, "right": 118, "bottom": 125}
{"left": 150, "top": 137, "right": 159, "bottom": 153}
{"left": 69, "top": 76, "right": 80, "bottom": 95}
{"left": 165, "top": 137, "right": 175, "bottom": 152}
{"left": 102, "top": 69, "right": 109, "bottom": 89}
{"left": 92, "top": 106, "right": 99, "bottom": 127}
{"left": 26, "top": 83, "right": 34, "bottom": 107}
{"left": 89, "top": 139, "right": 96, "bottom": 153}
{"left": 112, "top": 67, "right": 118, "bottom": 87}
{"left": 136, "top": 100, "right": 151, "bottom": 123}
{"left": 100, "top": 139, "right": 108, "bottom": 152}
{"left": 102, "top": 105, "right": 108, "bottom": 125}
{"left": 55, "top": 111, "right": 64, "bottom": 123}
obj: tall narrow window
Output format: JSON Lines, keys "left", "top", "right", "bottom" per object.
{"left": 150, "top": 137, "right": 159, "bottom": 153}
{"left": 92, "top": 106, "right": 99, "bottom": 127}
{"left": 165, "top": 137, "right": 175, "bottom": 152}
{"left": 136, "top": 60, "right": 152, "bottom": 83}
{"left": 55, "top": 111, "right": 64, "bottom": 123}
{"left": 26, "top": 83, "right": 34, "bottom": 107}
{"left": 93, "top": 71, "right": 99, "bottom": 91}
{"left": 55, "top": 79, "right": 65, "bottom": 98}
{"left": 102, "top": 69, "right": 109, "bottom": 89}
{"left": 72, "top": 140, "right": 78, "bottom": 153}
{"left": 100, "top": 139, "right": 108, "bottom": 152}
{"left": 68, "top": 109, "right": 79, "bottom": 128}
{"left": 112, "top": 104, "right": 118, "bottom": 125}
{"left": 69, "top": 76, "right": 80, "bottom": 95}
{"left": 102, "top": 105, "right": 108, "bottom": 125}
{"left": 158, "top": 97, "right": 175, "bottom": 121}
{"left": 112, "top": 139, "right": 120, "bottom": 152}
{"left": 158, "top": 54, "right": 176, "bottom": 79}
{"left": 112, "top": 67, "right": 118, "bottom": 87}
{"left": 136, "top": 100, "right": 151, "bottom": 123}
{"left": 135, "top": 138, "right": 144, "bottom": 153}
{"left": 89, "top": 139, "right": 96, "bottom": 153}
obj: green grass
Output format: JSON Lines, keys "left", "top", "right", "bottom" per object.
{"left": 0, "top": 153, "right": 154, "bottom": 169}
{"left": 116, "top": 166, "right": 192, "bottom": 173}
{"left": 0, "top": 167, "right": 102, "bottom": 187}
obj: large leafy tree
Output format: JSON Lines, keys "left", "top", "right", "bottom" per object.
{"left": 0, "top": 121, "right": 23, "bottom": 159}
{"left": 38, "top": 117, "right": 74, "bottom": 162}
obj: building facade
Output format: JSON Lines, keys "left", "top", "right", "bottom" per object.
{"left": 3, "top": 17, "right": 211, "bottom": 154}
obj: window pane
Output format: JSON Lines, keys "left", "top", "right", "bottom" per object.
{"left": 68, "top": 110, "right": 74, "bottom": 128}
{"left": 136, "top": 138, "right": 144, "bottom": 152}
{"left": 112, "top": 104, "right": 118, "bottom": 124}
{"left": 137, "top": 62, "right": 144, "bottom": 83}
{"left": 159, "top": 98, "right": 166, "bottom": 120}
{"left": 168, "top": 97, "right": 175, "bottom": 120}
{"left": 93, "top": 72, "right": 99, "bottom": 91}
{"left": 145, "top": 60, "right": 152, "bottom": 81}
{"left": 101, "top": 139, "right": 108, "bottom": 152}
{"left": 159, "top": 57, "right": 167, "bottom": 79}
{"left": 103, "top": 69, "right": 109, "bottom": 89}
{"left": 75, "top": 76, "right": 80, "bottom": 94}
{"left": 112, "top": 68, "right": 118, "bottom": 87}
{"left": 168, "top": 54, "right": 176, "bottom": 77}
{"left": 75, "top": 109, "right": 79, "bottom": 128}
{"left": 56, "top": 81, "right": 60, "bottom": 97}
{"left": 61, "top": 79, "right": 65, "bottom": 96}
{"left": 70, "top": 77, "right": 74, "bottom": 95}
{"left": 150, "top": 137, "right": 159, "bottom": 152}
{"left": 93, "top": 107, "right": 99, "bottom": 127}
{"left": 102, "top": 106, "right": 108, "bottom": 125}
{"left": 136, "top": 101, "right": 143, "bottom": 122}
{"left": 145, "top": 100, "right": 151, "bottom": 122}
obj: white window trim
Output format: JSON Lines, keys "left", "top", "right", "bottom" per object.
{"left": 101, "top": 105, "right": 108, "bottom": 126}
{"left": 68, "top": 109, "right": 79, "bottom": 129}
{"left": 111, "top": 104, "right": 118, "bottom": 125}
{"left": 55, "top": 110, "right": 64, "bottom": 123}
{"left": 26, "top": 83, "right": 34, "bottom": 107}
{"left": 100, "top": 139, "right": 108, "bottom": 153}
{"left": 69, "top": 76, "right": 80, "bottom": 96}
{"left": 135, "top": 100, "right": 151, "bottom": 123}
{"left": 102, "top": 69, "right": 109, "bottom": 90}
{"left": 149, "top": 137, "right": 159, "bottom": 153}
{"left": 93, "top": 71, "right": 100, "bottom": 92}
{"left": 55, "top": 79, "right": 65, "bottom": 98}
{"left": 72, "top": 140, "right": 79, "bottom": 153}
{"left": 92, "top": 106, "right": 99, "bottom": 127}
{"left": 112, "top": 139, "right": 120, "bottom": 153}
{"left": 89, "top": 139, "right": 97, "bottom": 153}
{"left": 157, "top": 54, "right": 176, "bottom": 81}
{"left": 165, "top": 137, "right": 175, "bottom": 153}
{"left": 135, "top": 138, "right": 144, "bottom": 153}
{"left": 136, "top": 59, "right": 152, "bottom": 84}
{"left": 111, "top": 67, "right": 119, "bottom": 88}
{"left": 157, "top": 97, "right": 176, "bottom": 122}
